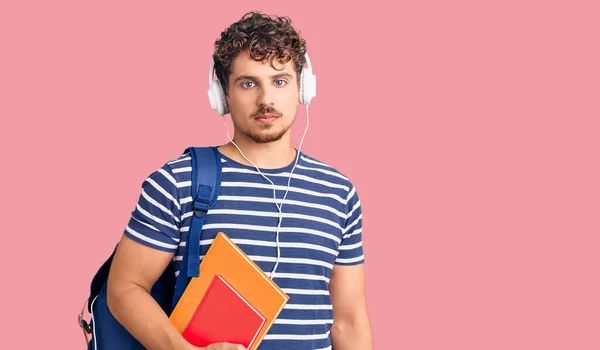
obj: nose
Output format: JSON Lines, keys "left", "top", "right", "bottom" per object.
{"left": 256, "top": 84, "right": 275, "bottom": 107}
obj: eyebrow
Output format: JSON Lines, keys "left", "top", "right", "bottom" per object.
{"left": 234, "top": 73, "right": 294, "bottom": 83}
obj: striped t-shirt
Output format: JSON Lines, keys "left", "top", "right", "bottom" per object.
{"left": 124, "top": 148, "right": 365, "bottom": 350}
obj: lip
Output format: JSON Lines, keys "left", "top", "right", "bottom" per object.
{"left": 254, "top": 114, "right": 280, "bottom": 122}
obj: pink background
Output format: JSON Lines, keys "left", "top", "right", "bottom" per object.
{"left": 2, "top": 0, "right": 599, "bottom": 349}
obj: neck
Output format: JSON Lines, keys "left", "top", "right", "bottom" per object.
{"left": 219, "top": 133, "right": 297, "bottom": 169}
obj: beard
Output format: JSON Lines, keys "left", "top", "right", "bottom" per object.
{"left": 246, "top": 125, "right": 290, "bottom": 143}
{"left": 235, "top": 105, "right": 295, "bottom": 144}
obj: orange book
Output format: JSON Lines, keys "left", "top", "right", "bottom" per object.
{"left": 170, "top": 232, "right": 289, "bottom": 350}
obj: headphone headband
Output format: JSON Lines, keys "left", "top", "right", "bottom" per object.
{"left": 303, "top": 52, "right": 312, "bottom": 71}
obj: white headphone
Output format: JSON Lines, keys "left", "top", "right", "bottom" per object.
{"left": 207, "top": 52, "right": 317, "bottom": 116}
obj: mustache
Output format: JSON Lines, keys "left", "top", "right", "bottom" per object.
{"left": 252, "top": 105, "right": 283, "bottom": 117}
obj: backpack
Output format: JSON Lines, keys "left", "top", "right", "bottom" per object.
{"left": 78, "top": 146, "right": 222, "bottom": 349}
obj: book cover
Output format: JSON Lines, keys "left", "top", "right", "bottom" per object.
{"left": 182, "top": 274, "right": 266, "bottom": 348}
{"left": 170, "top": 232, "right": 289, "bottom": 350}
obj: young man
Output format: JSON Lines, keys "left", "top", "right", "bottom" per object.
{"left": 106, "top": 12, "right": 373, "bottom": 350}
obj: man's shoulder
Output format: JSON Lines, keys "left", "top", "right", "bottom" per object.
{"left": 298, "top": 151, "right": 356, "bottom": 188}
{"left": 155, "top": 147, "right": 216, "bottom": 174}
{"left": 141, "top": 149, "right": 195, "bottom": 187}
{"left": 163, "top": 149, "right": 194, "bottom": 169}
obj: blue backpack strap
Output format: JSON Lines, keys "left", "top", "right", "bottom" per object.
{"left": 171, "top": 146, "right": 222, "bottom": 311}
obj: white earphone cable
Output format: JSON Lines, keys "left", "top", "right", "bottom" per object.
{"left": 221, "top": 104, "right": 310, "bottom": 279}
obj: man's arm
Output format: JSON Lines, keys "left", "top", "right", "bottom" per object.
{"left": 105, "top": 160, "right": 245, "bottom": 350}
{"left": 329, "top": 263, "right": 374, "bottom": 349}
{"left": 106, "top": 234, "right": 193, "bottom": 350}
{"left": 107, "top": 235, "right": 245, "bottom": 350}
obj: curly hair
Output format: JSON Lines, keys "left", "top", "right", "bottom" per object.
{"left": 213, "top": 11, "right": 307, "bottom": 94}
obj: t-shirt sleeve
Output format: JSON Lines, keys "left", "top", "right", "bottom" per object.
{"left": 335, "top": 184, "right": 365, "bottom": 265}
{"left": 123, "top": 163, "right": 182, "bottom": 253}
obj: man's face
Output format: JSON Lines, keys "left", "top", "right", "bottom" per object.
{"left": 225, "top": 51, "right": 299, "bottom": 144}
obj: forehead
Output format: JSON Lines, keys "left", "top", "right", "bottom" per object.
{"left": 230, "top": 51, "right": 297, "bottom": 78}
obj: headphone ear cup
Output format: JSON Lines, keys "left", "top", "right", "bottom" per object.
{"left": 208, "top": 79, "right": 229, "bottom": 116}
{"left": 217, "top": 81, "right": 229, "bottom": 115}
{"left": 299, "top": 67, "right": 316, "bottom": 105}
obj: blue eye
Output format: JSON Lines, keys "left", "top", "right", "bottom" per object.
{"left": 274, "top": 80, "right": 287, "bottom": 87}
{"left": 242, "top": 82, "right": 255, "bottom": 88}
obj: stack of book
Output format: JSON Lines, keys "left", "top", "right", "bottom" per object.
{"left": 170, "top": 232, "right": 289, "bottom": 350}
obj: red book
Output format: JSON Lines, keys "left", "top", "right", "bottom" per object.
{"left": 182, "top": 274, "right": 266, "bottom": 348}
